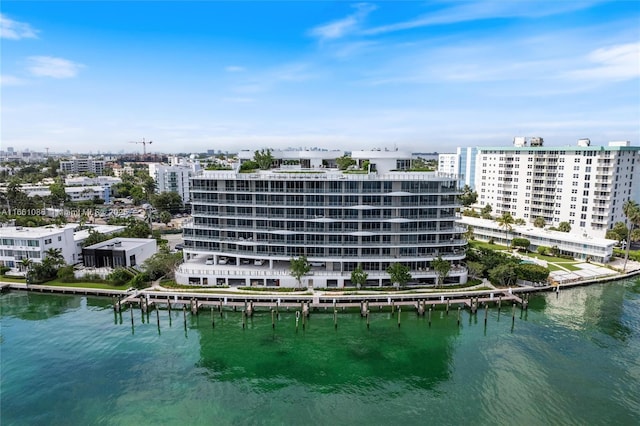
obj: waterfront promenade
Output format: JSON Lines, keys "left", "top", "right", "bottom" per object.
{"left": 3, "top": 261, "right": 639, "bottom": 314}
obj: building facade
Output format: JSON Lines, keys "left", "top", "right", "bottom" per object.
{"left": 459, "top": 216, "right": 616, "bottom": 263}
{"left": 177, "top": 151, "right": 467, "bottom": 288}
{"left": 149, "top": 162, "right": 199, "bottom": 203}
{"left": 0, "top": 225, "right": 77, "bottom": 268}
{"left": 82, "top": 238, "right": 157, "bottom": 269}
{"left": 474, "top": 139, "right": 638, "bottom": 238}
{"left": 59, "top": 158, "right": 106, "bottom": 175}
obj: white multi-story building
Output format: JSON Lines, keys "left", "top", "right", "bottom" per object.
{"left": 177, "top": 150, "right": 467, "bottom": 288}
{"left": 459, "top": 216, "right": 616, "bottom": 263}
{"left": 438, "top": 153, "right": 459, "bottom": 175}
{"left": 475, "top": 138, "right": 639, "bottom": 238}
{"left": 149, "top": 161, "right": 200, "bottom": 203}
{"left": 19, "top": 185, "right": 111, "bottom": 203}
{"left": 65, "top": 176, "right": 121, "bottom": 187}
{"left": 0, "top": 224, "right": 126, "bottom": 270}
{"left": 60, "top": 158, "right": 106, "bottom": 175}
{"left": 0, "top": 225, "right": 77, "bottom": 267}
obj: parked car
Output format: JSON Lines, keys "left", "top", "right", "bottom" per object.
{"left": 205, "top": 256, "right": 214, "bottom": 265}
{"left": 254, "top": 259, "right": 265, "bottom": 266}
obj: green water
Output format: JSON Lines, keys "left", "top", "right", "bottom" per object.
{"left": 2, "top": 280, "right": 639, "bottom": 425}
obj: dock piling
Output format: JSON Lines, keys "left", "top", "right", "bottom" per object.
{"left": 397, "top": 307, "right": 401, "bottom": 327}
{"left": 457, "top": 306, "right": 461, "bottom": 326}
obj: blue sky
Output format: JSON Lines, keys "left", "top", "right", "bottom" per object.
{"left": 1, "top": 1, "right": 639, "bottom": 154}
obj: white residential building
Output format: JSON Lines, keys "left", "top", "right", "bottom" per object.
{"left": 149, "top": 161, "right": 200, "bottom": 203}
{"left": 0, "top": 223, "right": 126, "bottom": 270}
{"left": 438, "top": 153, "right": 459, "bottom": 176}
{"left": 474, "top": 138, "right": 639, "bottom": 238}
{"left": 459, "top": 216, "right": 616, "bottom": 263}
{"left": 20, "top": 185, "right": 111, "bottom": 202}
{"left": 60, "top": 158, "right": 106, "bottom": 175}
{"left": 438, "top": 148, "right": 479, "bottom": 189}
{"left": 177, "top": 150, "right": 467, "bottom": 288}
{"left": 0, "top": 225, "right": 77, "bottom": 267}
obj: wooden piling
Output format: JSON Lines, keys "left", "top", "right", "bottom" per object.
{"left": 457, "top": 306, "right": 461, "bottom": 326}
{"left": 130, "top": 304, "right": 134, "bottom": 326}
{"left": 167, "top": 298, "right": 171, "bottom": 313}
{"left": 156, "top": 305, "right": 160, "bottom": 327}
{"left": 333, "top": 309, "right": 337, "bottom": 329}
{"left": 211, "top": 306, "right": 215, "bottom": 328}
{"left": 484, "top": 304, "right": 488, "bottom": 326}
{"left": 512, "top": 303, "right": 516, "bottom": 324}
{"left": 498, "top": 296, "right": 502, "bottom": 312}
{"left": 271, "top": 309, "right": 275, "bottom": 329}
{"left": 366, "top": 310, "right": 370, "bottom": 329}
{"left": 446, "top": 299, "right": 450, "bottom": 315}
{"left": 397, "top": 307, "right": 401, "bottom": 327}
{"left": 428, "top": 307, "right": 432, "bottom": 327}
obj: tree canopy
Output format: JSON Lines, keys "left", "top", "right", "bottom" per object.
{"left": 254, "top": 149, "right": 274, "bottom": 170}
{"left": 431, "top": 256, "right": 451, "bottom": 288}
{"left": 289, "top": 256, "right": 311, "bottom": 288}
{"left": 386, "top": 263, "right": 411, "bottom": 288}
{"left": 350, "top": 264, "right": 368, "bottom": 289}
{"left": 458, "top": 185, "right": 478, "bottom": 207}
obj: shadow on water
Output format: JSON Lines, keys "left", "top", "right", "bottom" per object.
{"left": 0, "top": 291, "right": 81, "bottom": 320}
{"left": 193, "top": 310, "right": 459, "bottom": 392}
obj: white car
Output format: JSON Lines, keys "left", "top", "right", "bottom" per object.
{"left": 254, "top": 259, "right": 265, "bottom": 266}
{"left": 205, "top": 257, "right": 214, "bottom": 265}
{"left": 218, "top": 258, "right": 228, "bottom": 265}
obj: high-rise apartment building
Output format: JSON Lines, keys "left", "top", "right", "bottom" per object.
{"left": 148, "top": 159, "right": 200, "bottom": 203}
{"left": 475, "top": 138, "right": 638, "bottom": 238}
{"left": 177, "top": 150, "right": 467, "bottom": 288}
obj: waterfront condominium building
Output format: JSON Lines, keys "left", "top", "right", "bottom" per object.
{"left": 473, "top": 138, "right": 639, "bottom": 239}
{"left": 177, "top": 150, "right": 467, "bottom": 288}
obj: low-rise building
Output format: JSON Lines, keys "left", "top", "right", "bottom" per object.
{"left": 458, "top": 216, "right": 616, "bottom": 263}
{"left": 82, "top": 238, "right": 157, "bottom": 269}
{"left": 0, "top": 223, "right": 126, "bottom": 271}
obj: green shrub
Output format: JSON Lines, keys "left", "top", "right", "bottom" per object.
{"left": 0, "top": 266, "right": 10, "bottom": 276}
{"left": 56, "top": 265, "right": 77, "bottom": 283}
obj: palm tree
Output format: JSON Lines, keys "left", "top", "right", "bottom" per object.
{"left": 622, "top": 200, "right": 640, "bottom": 271}
{"left": 496, "top": 212, "right": 515, "bottom": 244}
{"left": 19, "top": 258, "right": 33, "bottom": 273}
{"left": 44, "top": 248, "right": 65, "bottom": 268}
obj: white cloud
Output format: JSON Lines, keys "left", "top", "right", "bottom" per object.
{"left": 27, "top": 56, "right": 84, "bottom": 78}
{"left": 364, "top": 1, "right": 601, "bottom": 35}
{"left": 309, "top": 3, "right": 377, "bottom": 40}
{"left": 0, "top": 13, "right": 38, "bottom": 39}
{"left": 225, "top": 66, "right": 246, "bottom": 72}
{"left": 0, "top": 74, "right": 28, "bottom": 86}
{"left": 566, "top": 42, "right": 640, "bottom": 81}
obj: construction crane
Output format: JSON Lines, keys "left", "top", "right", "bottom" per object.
{"left": 129, "top": 138, "right": 153, "bottom": 155}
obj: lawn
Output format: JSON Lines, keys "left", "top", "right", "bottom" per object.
{"left": 469, "top": 240, "right": 509, "bottom": 251}
{"left": 37, "top": 279, "right": 129, "bottom": 291}
{"left": 0, "top": 276, "right": 27, "bottom": 283}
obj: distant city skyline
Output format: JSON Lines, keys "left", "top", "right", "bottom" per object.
{"left": 1, "top": 1, "right": 639, "bottom": 153}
